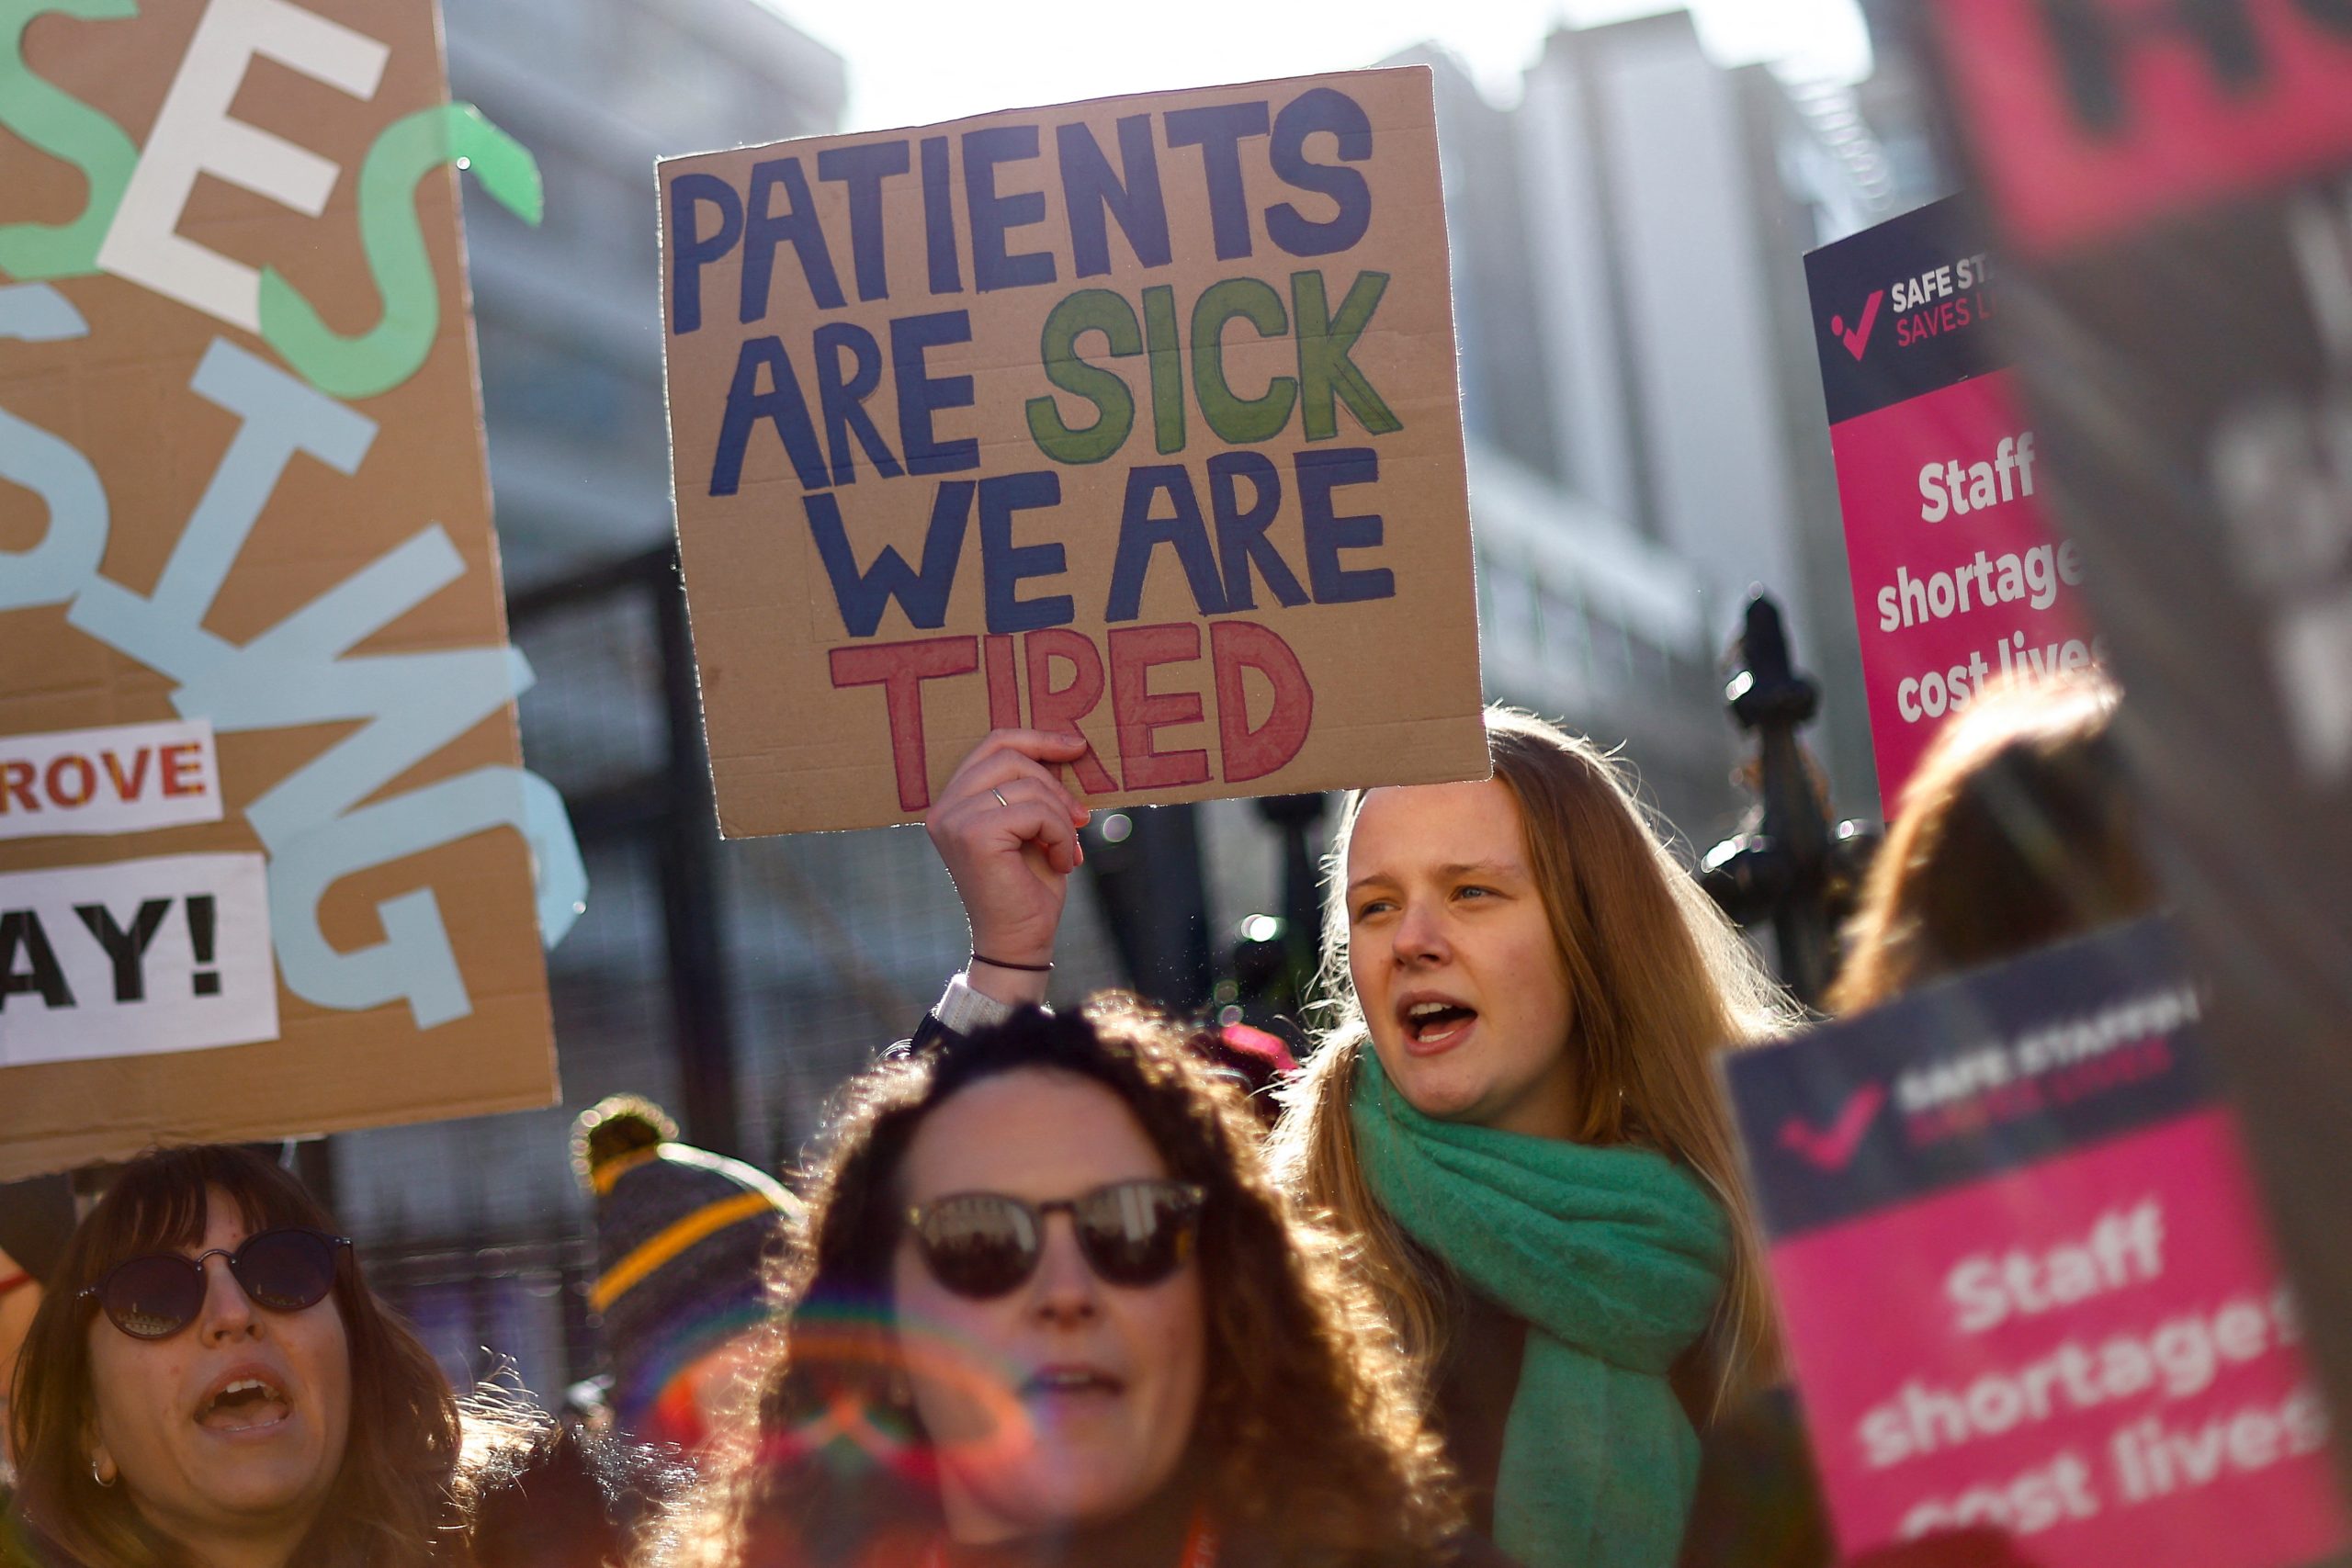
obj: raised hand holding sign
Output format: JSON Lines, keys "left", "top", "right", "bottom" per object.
{"left": 923, "top": 729, "right": 1093, "bottom": 1006}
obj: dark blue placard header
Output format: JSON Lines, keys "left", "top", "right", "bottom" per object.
{"left": 1724, "top": 919, "right": 2214, "bottom": 1240}
{"left": 1805, "top": 194, "right": 2010, "bottom": 424}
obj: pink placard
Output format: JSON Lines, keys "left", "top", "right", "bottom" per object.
{"left": 1829, "top": 368, "right": 2096, "bottom": 805}
{"left": 1775, "top": 1107, "right": 2349, "bottom": 1565}
{"left": 1928, "top": 0, "right": 2352, "bottom": 259}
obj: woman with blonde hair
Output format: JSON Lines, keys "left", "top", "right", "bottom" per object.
{"left": 1261, "top": 709, "right": 1794, "bottom": 1568}
{"left": 920, "top": 712, "right": 1797, "bottom": 1568}
{"left": 1828, "top": 671, "right": 2152, "bottom": 1013}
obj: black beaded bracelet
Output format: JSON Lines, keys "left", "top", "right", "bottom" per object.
{"left": 970, "top": 952, "right": 1053, "bottom": 974}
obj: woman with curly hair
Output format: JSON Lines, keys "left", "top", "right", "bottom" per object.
{"left": 5, "top": 1143, "right": 673, "bottom": 1568}
{"left": 921, "top": 716, "right": 1797, "bottom": 1568}
{"left": 655, "top": 1001, "right": 1495, "bottom": 1568}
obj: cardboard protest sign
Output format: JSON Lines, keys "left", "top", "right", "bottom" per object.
{"left": 1727, "top": 921, "right": 2348, "bottom": 1566}
{"left": 0, "top": 719, "right": 222, "bottom": 840}
{"left": 0, "top": 0, "right": 582, "bottom": 1179}
{"left": 658, "top": 67, "right": 1487, "bottom": 836}
{"left": 1918, "top": 0, "right": 2352, "bottom": 1491}
{"left": 1805, "top": 197, "right": 2096, "bottom": 808}
{"left": 0, "top": 852, "right": 274, "bottom": 1067}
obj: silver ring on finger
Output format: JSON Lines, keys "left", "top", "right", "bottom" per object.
{"left": 991, "top": 788, "right": 1009, "bottom": 808}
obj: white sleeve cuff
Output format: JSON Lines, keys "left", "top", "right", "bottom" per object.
{"left": 931, "top": 971, "right": 1024, "bottom": 1036}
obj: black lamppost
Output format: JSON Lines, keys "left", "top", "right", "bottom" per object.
{"left": 1700, "top": 592, "right": 1881, "bottom": 1009}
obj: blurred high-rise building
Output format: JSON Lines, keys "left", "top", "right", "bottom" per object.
{"left": 1852, "top": 0, "right": 1955, "bottom": 213}
{"left": 1398, "top": 8, "right": 1935, "bottom": 833}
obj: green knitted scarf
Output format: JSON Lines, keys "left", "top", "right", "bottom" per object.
{"left": 1350, "top": 1046, "right": 1728, "bottom": 1568}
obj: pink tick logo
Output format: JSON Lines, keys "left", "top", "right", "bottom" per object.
{"left": 1780, "top": 1084, "right": 1886, "bottom": 1172}
{"left": 1827, "top": 289, "right": 1884, "bottom": 361}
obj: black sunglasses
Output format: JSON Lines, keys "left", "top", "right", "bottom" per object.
{"left": 905, "top": 1179, "right": 1205, "bottom": 1300}
{"left": 79, "top": 1227, "right": 350, "bottom": 1340}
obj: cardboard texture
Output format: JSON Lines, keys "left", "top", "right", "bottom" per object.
{"left": 0, "top": 0, "right": 562, "bottom": 1179}
{"left": 659, "top": 67, "right": 1488, "bottom": 837}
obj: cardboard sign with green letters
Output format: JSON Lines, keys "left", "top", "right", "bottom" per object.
{"left": 0, "top": 0, "right": 575, "bottom": 1179}
{"left": 658, "top": 67, "right": 1488, "bottom": 836}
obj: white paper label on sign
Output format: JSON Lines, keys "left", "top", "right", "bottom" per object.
{"left": 0, "top": 852, "right": 277, "bottom": 1066}
{"left": 0, "top": 720, "right": 225, "bottom": 841}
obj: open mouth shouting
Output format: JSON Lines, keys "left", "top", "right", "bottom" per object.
{"left": 1397, "top": 991, "right": 1478, "bottom": 1054}
{"left": 196, "top": 1367, "right": 295, "bottom": 1436}
{"left": 1021, "top": 1363, "right": 1125, "bottom": 1406}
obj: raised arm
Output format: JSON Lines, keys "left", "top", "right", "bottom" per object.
{"left": 922, "top": 729, "right": 1093, "bottom": 1008}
